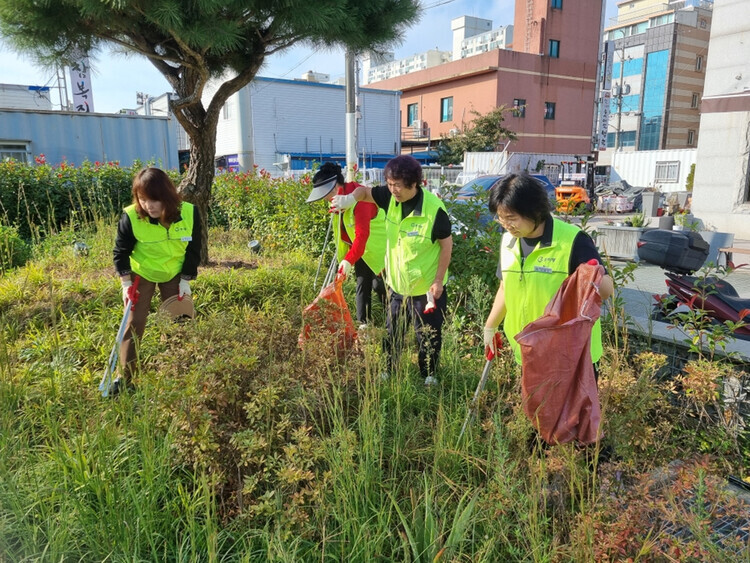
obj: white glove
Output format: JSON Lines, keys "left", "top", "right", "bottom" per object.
{"left": 483, "top": 326, "right": 499, "bottom": 356}
{"left": 179, "top": 278, "right": 191, "bottom": 299}
{"left": 330, "top": 193, "right": 357, "bottom": 213}
{"left": 338, "top": 259, "right": 352, "bottom": 278}
{"left": 424, "top": 291, "right": 436, "bottom": 314}
{"left": 121, "top": 279, "right": 133, "bottom": 305}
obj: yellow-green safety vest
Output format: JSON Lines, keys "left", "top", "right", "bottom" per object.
{"left": 500, "top": 218, "right": 602, "bottom": 364}
{"left": 384, "top": 189, "right": 448, "bottom": 296}
{"left": 333, "top": 203, "right": 386, "bottom": 274}
{"left": 126, "top": 202, "right": 194, "bottom": 283}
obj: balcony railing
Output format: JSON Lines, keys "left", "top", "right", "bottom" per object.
{"left": 402, "top": 125, "right": 431, "bottom": 142}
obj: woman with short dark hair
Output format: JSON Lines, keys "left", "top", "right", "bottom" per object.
{"left": 330, "top": 155, "right": 453, "bottom": 385}
{"left": 483, "top": 173, "right": 613, "bottom": 365}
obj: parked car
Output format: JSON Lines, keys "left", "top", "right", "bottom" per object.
{"left": 447, "top": 174, "right": 557, "bottom": 231}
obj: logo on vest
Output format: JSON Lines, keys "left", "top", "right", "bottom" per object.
{"left": 534, "top": 266, "right": 553, "bottom": 273}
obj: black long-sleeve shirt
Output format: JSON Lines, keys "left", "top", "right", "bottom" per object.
{"left": 113, "top": 204, "right": 201, "bottom": 280}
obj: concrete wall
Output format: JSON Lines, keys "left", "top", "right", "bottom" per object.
{"left": 690, "top": 0, "right": 750, "bottom": 238}
{"left": 372, "top": 47, "right": 599, "bottom": 155}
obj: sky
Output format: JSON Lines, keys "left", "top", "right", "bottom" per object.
{"left": 0, "top": 0, "right": 619, "bottom": 113}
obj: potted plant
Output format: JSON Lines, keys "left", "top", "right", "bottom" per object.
{"left": 673, "top": 211, "right": 698, "bottom": 232}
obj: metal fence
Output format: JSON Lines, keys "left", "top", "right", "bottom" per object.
{"left": 287, "top": 165, "right": 464, "bottom": 193}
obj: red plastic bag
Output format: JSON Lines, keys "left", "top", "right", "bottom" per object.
{"left": 298, "top": 275, "right": 357, "bottom": 352}
{"left": 515, "top": 263, "right": 604, "bottom": 445}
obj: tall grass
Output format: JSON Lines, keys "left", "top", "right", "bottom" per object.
{"left": 0, "top": 184, "right": 747, "bottom": 560}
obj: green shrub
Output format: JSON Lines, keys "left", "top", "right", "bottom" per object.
{"left": 211, "top": 167, "right": 330, "bottom": 254}
{"left": 0, "top": 158, "right": 180, "bottom": 241}
{"left": 0, "top": 224, "right": 31, "bottom": 271}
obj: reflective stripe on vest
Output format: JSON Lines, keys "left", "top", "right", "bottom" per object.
{"left": 333, "top": 200, "right": 387, "bottom": 274}
{"left": 126, "top": 202, "right": 194, "bottom": 283}
{"left": 384, "top": 189, "right": 448, "bottom": 296}
{"left": 500, "top": 218, "right": 602, "bottom": 364}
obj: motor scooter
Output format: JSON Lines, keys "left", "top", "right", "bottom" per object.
{"left": 636, "top": 230, "right": 750, "bottom": 340}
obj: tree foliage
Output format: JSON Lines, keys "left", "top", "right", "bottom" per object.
{"left": 0, "top": 0, "right": 420, "bottom": 262}
{"left": 435, "top": 107, "right": 517, "bottom": 166}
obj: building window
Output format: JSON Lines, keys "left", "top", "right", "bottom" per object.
{"left": 639, "top": 49, "right": 669, "bottom": 150}
{"left": 440, "top": 97, "right": 453, "bottom": 122}
{"left": 687, "top": 130, "right": 695, "bottom": 146}
{"left": 0, "top": 142, "right": 30, "bottom": 163}
{"left": 551, "top": 0, "right": 562, "bottom": 9}
{"left": 513, "top": 98, "right": 526, "bottom": 117}
{"left": 544, "top": 102, "right": 556, "bottom": 120}
{"left": 695, "top": 55, "right": 703, "bottom": 71}
{"left": 407, "top": 103, "right": 418, "bottom": 126}
{"left": 654, "top": 161, "right": 680, "bottom": 183}
{"left": 222, "top": 102, "right": 231, "bottom": 120}
{"left": 691, "top": 93, "right": 699, "bottom": 108}
{"left": 548, "top": 39, "right": 560, "bottom": 58}
{"left": 606, "top": 131, "right": 636, "bottom": 148}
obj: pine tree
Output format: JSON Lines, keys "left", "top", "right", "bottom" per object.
{"left": 0, "top": 0, "right": 419, "bottom": 261}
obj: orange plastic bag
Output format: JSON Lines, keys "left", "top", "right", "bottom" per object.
{"left": 298, "top": 275, "right": 357, "bottom": 352}
{"left": 515, "top": 263, "right": 604, "bottom": 445}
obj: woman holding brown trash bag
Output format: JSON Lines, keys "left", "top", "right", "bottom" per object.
{"left": 483, "top": 174, "right": 613, "bottom": 445}
{"left": 111, "top": 167, "right": 201, "bottom": 396}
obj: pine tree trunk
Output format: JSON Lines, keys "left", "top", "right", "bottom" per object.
{"left": 178, "top": 111, "right": 219, "bottom": 266}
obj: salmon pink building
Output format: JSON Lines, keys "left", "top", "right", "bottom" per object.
{"left": 369, "top": 0, "right": 605, "bottom": 156}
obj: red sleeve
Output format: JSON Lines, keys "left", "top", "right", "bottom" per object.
{"left": 344, "top": 200, "right": 378, "bottom": 264}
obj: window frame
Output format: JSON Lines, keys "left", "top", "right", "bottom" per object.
{"left": 512, "top": 98, "right": 526, "bottom": 118}
{"left": 695, "top": 55, "right": 703, "bottom": 72}
{"left": 691, "top": 92, "right": 699, "bottom": 108}
{"left": 440, "top": 96, "right": 453, "bottom": 123}
{"left": 407, "top": 102, "right": 419, "bottom": 126}
{"left": 548, "top": 39, "right": 560, "bottom": 58}
{"left": 654, "top": 160, "right": 680, "bottom": 183}
{"left": 687, "top": 130, "right": 695, "bottom": 146}
{"left": 551, "top": 0, "right": 562, "bottom": 9}
{"left": 544, "top": 102, "right": 556, "bottom": 120}
{"left": 0, "top": 141, "right": 30, "bottom": 163}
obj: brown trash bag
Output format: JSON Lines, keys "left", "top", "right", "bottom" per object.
{"left": 299, "top": 274, "right": 357, "bottom": 353}
{"left": 515, "top": 262, "right": 604, "bottom": 445}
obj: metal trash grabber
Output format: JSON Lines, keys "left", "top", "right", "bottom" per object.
{"left": 321, "top": 255, "right": 338, "bottom": 290}
{"left": 99, "top": 276, "right": 140, "bottom": 397}
{"left": 313, "top": 215, "right": 333, "bottom": 291}
{"left": 458, "top": 332, "right": 503, "bottom": 441}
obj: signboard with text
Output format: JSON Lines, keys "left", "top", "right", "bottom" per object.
{"left": 598, "top": 90, "right": 611, "bottom": 151}
{"left": 69, "top": 55, "right": 95, "bottom": 113}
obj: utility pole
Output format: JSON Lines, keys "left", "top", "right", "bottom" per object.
{"left": 344, "top": 50, "right": 358, "bottom": 182}
{"left": 614, "top": 30, "right": 626, "bottom": 151}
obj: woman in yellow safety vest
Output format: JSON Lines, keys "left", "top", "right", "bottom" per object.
{"left": 483, "top": 173, "right": 614, "bottom": 370}
{"left": 330, "top": 155, "right": 453, "bottom": 386}
{"left": 112, "top": 167, "right": 201, "bottom": 396}
{"left": 307, "top": 162, "right": 387, "bottom": 327}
